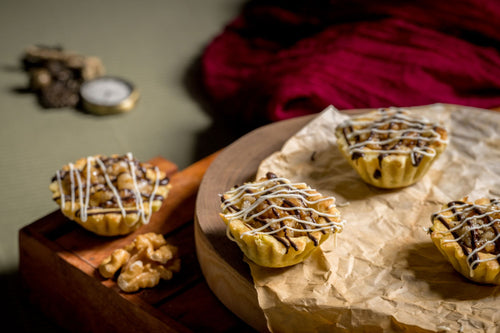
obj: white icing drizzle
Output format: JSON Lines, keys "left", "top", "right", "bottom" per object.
{"left": 94, "top": 156, "right": 127, "bottom": 217}
{"left": 73, "top": 164, "right": 85, "bottom": 220}
{"left": 125, "top": 152, "right": 161, "bottom": 225}
{"left": 127, "top": 152, "right": 145, "bottom": 225}
{"left": 146, "top": 166, "right": 161, "bottom": 224}
{"left": 433, "top": 200, "right": 500, "bottom": 275}
{"left": 82, "top": 156, "right": 92, "bottom": 222}
{"left": 340, "top": 107, "right": 448, "bottom": 165}
{"left": 222, "top": 177, "right": 345, "bottom": 238}
{"left": 55, "top": 153, "right": 163, "bottom": 224}
{"left": 69, "top": 163, "right": 76, "bottom": 212}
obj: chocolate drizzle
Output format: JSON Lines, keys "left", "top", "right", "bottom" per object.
{"left": 432, "top": 199, "right": 500, "bottom": 269}
{"left": 221, "top": 173, "right": 344, "bottom": 251}
{"left": 351, "top": 152, "right": 364, "bottom": 161}
{"left": 338, "top": 107, "right": 448, "bottom": 177}
{"left": 51, "top": 153, "right": 167, "bottom": 224}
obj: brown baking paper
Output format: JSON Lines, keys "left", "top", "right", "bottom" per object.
{"left": 250, "top": 104, "right": 500, "bottom": 333}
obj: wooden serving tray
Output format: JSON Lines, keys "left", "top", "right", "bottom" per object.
{"left": 195, "top": 115, "right": 318, "bottom": 332}
{"left": 19, "top": 154, "right": 255, "bottom": 333}
{"left": 194, "top": 106, "right": 500, "bottom": 332}
{"left": 22, "top": 106, "right": 499, "bottom": 332}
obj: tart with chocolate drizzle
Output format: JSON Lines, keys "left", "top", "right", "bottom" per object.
{"left": 335, "top": 107, "right": 448, "bottom": 188}
{"left": 220, "top": 172, "right": 344, "bottom": 268}
{"left": 430, "top": 198, "right": 500, "bottom": 285}
{"left": 49, "top": 153, "right": 171, "bottom": 236}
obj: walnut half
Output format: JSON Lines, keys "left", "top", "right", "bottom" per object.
{"left": 99, "top": 233, "right": 181, "bottom": 293}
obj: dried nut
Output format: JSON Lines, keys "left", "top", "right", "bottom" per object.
{"left": 29, "top": 68, "right": 51, "bottom": 90}
{"left": 98, "top": 249, "right": 130, "bottom": 279}
{"left": 22, "top": 45, "right": 105, "bottom": 80}
{"left": 81, "top": 56, "right": 105, "bottom": 80}
{"left": 49, "top": 154, "right": 170, "bottom": 236}
{"left": 117, "top": 260, "right": 161, "bottom": 293}
{"left": 21, "top": 45, "right": 106, "bottom": 108}
{"left": 99, "top": 233, "right": 181, "bottom": 293}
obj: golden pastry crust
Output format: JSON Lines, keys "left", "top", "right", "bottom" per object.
{"left": 49, "top": 153, "right": 171, "bottom": 236}
{"left": 430, "top": 198, "right": 500, "bottom": 285}
{"left": 335, "top": 107, "right": 448, "bottom": 188}
{"left": 220, "top": 172, "right": 345, "bottom": 268}
{"left": 99, "top": 232, "right": 181, "bottom": 293}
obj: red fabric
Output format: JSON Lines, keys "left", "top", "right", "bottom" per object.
{"left": 201, "top": 0, "right": 500, "bottom": 123}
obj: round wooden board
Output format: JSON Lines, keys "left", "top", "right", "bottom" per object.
{"left": 194, "top": 110, "right": 364, "bottom": 331}
{"left": 194, "top": 115, "right": 312, "bottom": 332}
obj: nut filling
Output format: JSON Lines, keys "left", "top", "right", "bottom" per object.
{"left": 49, "top": 153, "right": 170, "bottom": 235}
{"left": 339, "top": 107, "right": 448, "bottom": 176}
{"left": 431, "top": 198, "right": 500, "bottom": 271}
{"left": 221, "top": 172, "right": 344, "bottom": 253}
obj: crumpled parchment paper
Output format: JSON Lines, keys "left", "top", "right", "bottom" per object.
{"left": 250, "top": 104, "right": 500, "bottom": 333}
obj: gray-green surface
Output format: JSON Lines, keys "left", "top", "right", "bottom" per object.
{"left": 0, "top": 1, "right": 244, "bottom": 330}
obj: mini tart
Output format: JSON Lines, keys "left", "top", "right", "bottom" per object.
{"left": 220, "top": 172, "right": 344, "bottom": 268}
{"left": 49, "top": 153, "right": 171, "bottom": 236}
{"left": 430, "top": 198, "right": 500, "bottom": 285}
{"left": 335, "top": 107, "right": 448, "bottom": 188}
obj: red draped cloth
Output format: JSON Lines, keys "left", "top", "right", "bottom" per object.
{"left": 201, "top": 0, "right": 500, "bottom": 123}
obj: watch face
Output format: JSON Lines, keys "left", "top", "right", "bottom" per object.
{"left": 80, "top": 77, "right": 134, "bottom": 106}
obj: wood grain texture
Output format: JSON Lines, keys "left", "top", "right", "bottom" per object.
{"left": 195, "top": 111, "right": 363, "bottom": 285}
{"left": 19, "top": 153, "right": 254, "bottom": 333}
{"left": 195, "top": 115, "right": 315, "bottom": 331}
{"left": 20, "top": 105, "right": 500, "bottom": 332}
{"left": 194, "top": 105, "right": 500, "bottom": 331}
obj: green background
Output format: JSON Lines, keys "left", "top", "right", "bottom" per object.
{"left": 0, "top": 0, "right": 245, "bottom": 331}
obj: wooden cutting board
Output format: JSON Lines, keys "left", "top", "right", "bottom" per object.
{"left": 19, "top": 154, "right": 256, "bottom": 333}
{"left": 195, "top": 114, "right": 323, "bottom": 332}
{"left": 21, "top": 105, "right": 500, "bottom": 332}
{"left": 194, "top": 105, "right": 500, "bottom": 332}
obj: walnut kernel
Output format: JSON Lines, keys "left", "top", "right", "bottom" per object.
{"left": 99, "top": 232, "right": 180, "bottom": 292}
